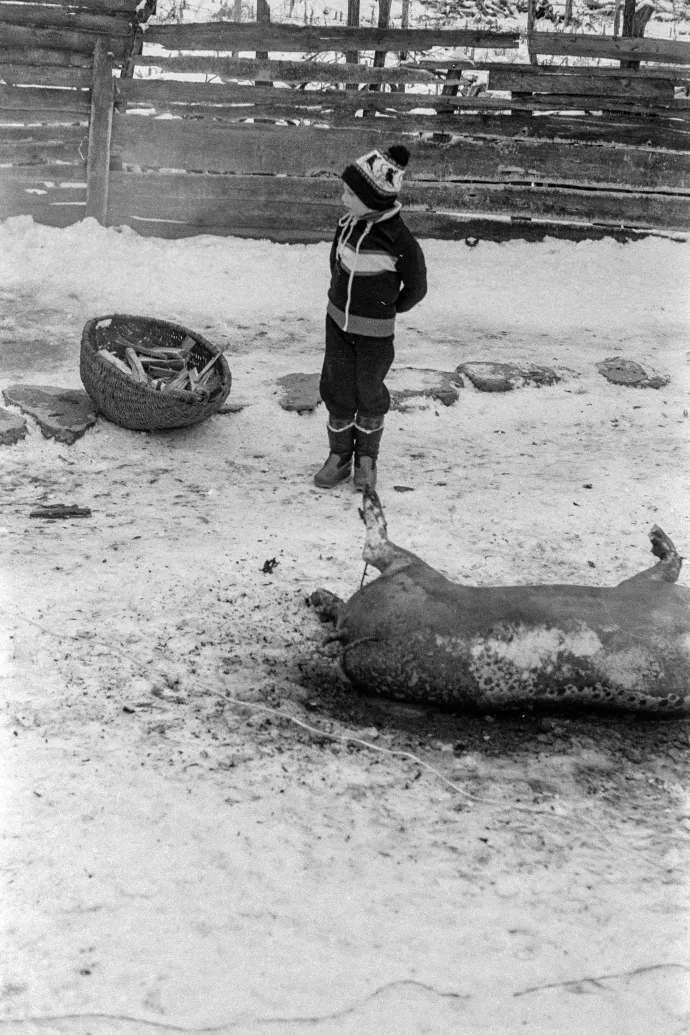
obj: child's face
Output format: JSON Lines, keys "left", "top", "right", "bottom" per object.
{"left": 341, "top": 183, "right": 377, "bottom": 219}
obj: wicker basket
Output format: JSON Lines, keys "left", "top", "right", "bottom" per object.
{"left": 80, "top": 314, "right": 232, "bottom": 432}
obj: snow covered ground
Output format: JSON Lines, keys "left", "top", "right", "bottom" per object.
{"left": 1, "top": 215, "right": 689, "bottom": 1034}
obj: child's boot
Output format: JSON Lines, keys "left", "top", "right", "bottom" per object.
{"left": 354, "top": 416, "right": 384, "bottom": 491}
{"left": 314, "top": 419, "right": 354, "bottom": 488}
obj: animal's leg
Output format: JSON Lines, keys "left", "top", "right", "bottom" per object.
{"left": 360, "top": 488, "right": 420, "bottom": 575}
{"left": 617, "top": 525, "right": 682, "bottom": 587}
{"left": 309, "top": 589, "right": 344, "bottom": 622}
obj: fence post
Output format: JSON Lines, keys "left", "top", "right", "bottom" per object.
{"left": 85, "top": 38, "right": 114, "bottom": 225}
{"left": 255, "top": 0, "right": 272, "bottom": 87}
{"left": 620, "top": 0, "right": 637, "bottom": 69}
{"left": 526, "top": 0, "right": 537, "bottom": 65}
{"left": 400, "top": 0, "right": 409, "bottom": 57}
{"left": 370, "top": 0, "right": 391, "bottom": 92}
{"left": 345, "top": 0, "right": 360, "bottom": 92}
{"left": 621, "top": 0, "right": 653, "bottom": 69}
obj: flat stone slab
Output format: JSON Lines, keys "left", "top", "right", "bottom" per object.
{"left": 277, "top": 373, "right": 321, "bottom": 413}
{"left": 596, "top": 357, "right": 670, "bottom": 389}
{"left": 458, "top": 362, "right": 560, "bottom": 392}
{"left": 388, "top": 367, "right": 463, "bottom": 409}
{"left": 277, "top": 368, "right": 463, "bottom": 413}
{"left": 2, "top": 385, "right": 98, "bottom": 444}
{"left": 0, "top": 406, "right": 27, "bottom": 445}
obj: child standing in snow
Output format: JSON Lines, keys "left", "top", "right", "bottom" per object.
{"left": 314, "top": 143, "right": 428, "bottom": 490}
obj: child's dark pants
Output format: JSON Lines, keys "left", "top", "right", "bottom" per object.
{"left": 319, "top": 315, "right": 395, "bottom": 426}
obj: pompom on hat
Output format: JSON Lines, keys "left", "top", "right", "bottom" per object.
{"left": 341, "top": 144, "right": 410, "bottom": 211}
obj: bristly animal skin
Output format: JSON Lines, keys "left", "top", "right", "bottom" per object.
{"left": 312, "top": 492, "right": 690, "bottom": 716}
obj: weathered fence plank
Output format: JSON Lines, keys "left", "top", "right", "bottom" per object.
{"left": 487, "top": 70, "right": 675, "bottom": 98}
{"left": 6, "top": 0, "right": 141, "bottom": 12}
{"left": 0, "top": 124, "right": 86, "bottom": 163}
{"left": 503, "top": 93, "right": 690, "bottom": 114}
{"left": 0, "top": 162, "right": 86, "bottom": 180}
{"left": 0, "top": 108, "right": 89, "bottom": 124}
{"left": 0, "top": 196, "right": 85, "bottom": 224}
{"left": 110, "top": 118, "right": 690, "bottom": 190}
{"left": 0, "top": 64, "right": 93, "bottom": 86}
{"left": 105, "top": 170, "right": 690, "bottom": 232}
{"left": 143, "top": 23, "right": 520, "bottom": 51}
{"left": 529, "top": 30, "right": 690, "bottom": 64}
{"left": 121, "top": 114, "right": 690, "bottom": 150}
{"left": 0, "top": 46, "right": 94, "bottom": 67}
{"left": 85, "top": 39, "right": 113, "bottom": 222}
{"left": 0, "top": 6, "right": 135, "bottom": 36}
{"left": 0, "top": 177, "right": 86, "bottom": 207}
{"left": 115, "top": 82, "right": 690, "bottom": 146}
{"left": 0, "top": 23, "right": 132, "bottom": 59}
{"left": 117, "top": 76, "right": 690, "bottom": 118}
{"left": 123, "top": 68, "right": 690, "bottom": 117}
{"left": 133, "top": 55, "right": 443, "bottom": 83}
{"left": 0, "top": 85, "right": 91, "bottom": 112}
{"left": 473, "top": 60, "right": 690, "bottom": 81}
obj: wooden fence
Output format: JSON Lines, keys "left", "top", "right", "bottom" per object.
{"left": 2, "top": 7, "right": 690, "bottom": 241}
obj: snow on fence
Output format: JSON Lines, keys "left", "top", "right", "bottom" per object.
{"left": 1, "top": 4, "right": 690, "bottom": 240}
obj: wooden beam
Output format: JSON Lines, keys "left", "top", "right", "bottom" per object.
{"left": 400, "top": 0, "right": 409, "bottom": 61}
{"left": 0, "top": 64, "right": 93, "bottom": 86}
{"left": 0, "top": 46, "right": 94, "bottom": 67}
{"left": 622, "top": 0, "right": 636, "bottom": 37}
{"left": 255, "top": 0, "right": 271, "bottom": 87}
{"left": 133, "top": 55, "right": 451, "bottom": 82}
{"left": 0, "top": 177, "right": 86, "bottom": 206}
{"left": 471, "top": 60, "right": 690, "bottom": 80}
{"left": 0, "top": 130, "right": 86, "bottom": 164}
{"left": 142, "top": 23, "right": 520, "bottom": 52}
{"left": 0, "top": 108, "right": 89, "bottom": 124}
{"left": 110, "top": 118, "right": 690, "bottom": 189}
{"left": 111, "top": 106, "right": 690, "bottom": 148}
{"left": 0, "top": 191, "right": 85, "bottom": 225}
{"left": 488, "top": 71, "right": 675, "bottom": 99}
{"left": 370, "top": 0, "right": 391, "bottom": 92}
{"left": 0, "top": 23, "right": 132, "bottom": 59}
{"left": 0, "top": 163, "right": 86, "bottom": 181}
{"left": 96, "top": 217, "right": 671, "bottom": 244}
{"left": 15, "top": 0, "right": 141, "bottom": 12}
{"left": 529, "top": 30, "right": 690, "bottom": 64}
{"left": 116, "top": 79, "right": 690, "bottom": 120}
{"left": 498, "top": 93, "right": 690, "bottom": 114}
{"left": 0, "top": 85, "right": 91, "bottom": 112}
{"left": 345, "top": 0, "right": 360, "bottom": 92}
{"left": 622, "top": 0, "right": 654, "bottom": 72}
{"left": 105, "top": 169, "right": 690, "bottom": 231}
{"left": 620, "top": 0, "right": 637, "bottom": 71}
{"left": 85, "top": 39, "right": 113, "bottom": 223}
{"left": 0, "top": 6, "right": 135, "bottom": 36}
{"left": 527, "top": 0, "right": 537, "bottom": 66}
{"left": 117, "top": 77, "right": 690, "bottom": 114}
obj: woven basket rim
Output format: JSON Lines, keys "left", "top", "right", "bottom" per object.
{"left": 82, "top": 314, "right": 231, "bottom": 402}
{"left": 85, "top": 313, "right": 220, "bottom": 344}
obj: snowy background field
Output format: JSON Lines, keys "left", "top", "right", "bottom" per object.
{"left": 1, "top": 214, "right": 690, "bottom": 1033}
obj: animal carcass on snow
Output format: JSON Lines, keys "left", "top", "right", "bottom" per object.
{"left": 310, "top": 490, "right": 690, "bottom": 715}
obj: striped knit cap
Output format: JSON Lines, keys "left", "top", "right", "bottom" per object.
{"left": 341, "top": 144, "right": 410, "bottom": 211}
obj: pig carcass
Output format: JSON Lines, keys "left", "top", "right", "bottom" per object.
{"left": 310, "top": 490, "right": 690, "bottom": 715}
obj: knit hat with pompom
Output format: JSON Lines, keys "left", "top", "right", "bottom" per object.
{"left": 341, "top": 144, "right": 410, "bottom": 211}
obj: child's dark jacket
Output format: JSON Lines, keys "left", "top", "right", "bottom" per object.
{"left": 327, "top": 208, "right": 427, "bottom": 338}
